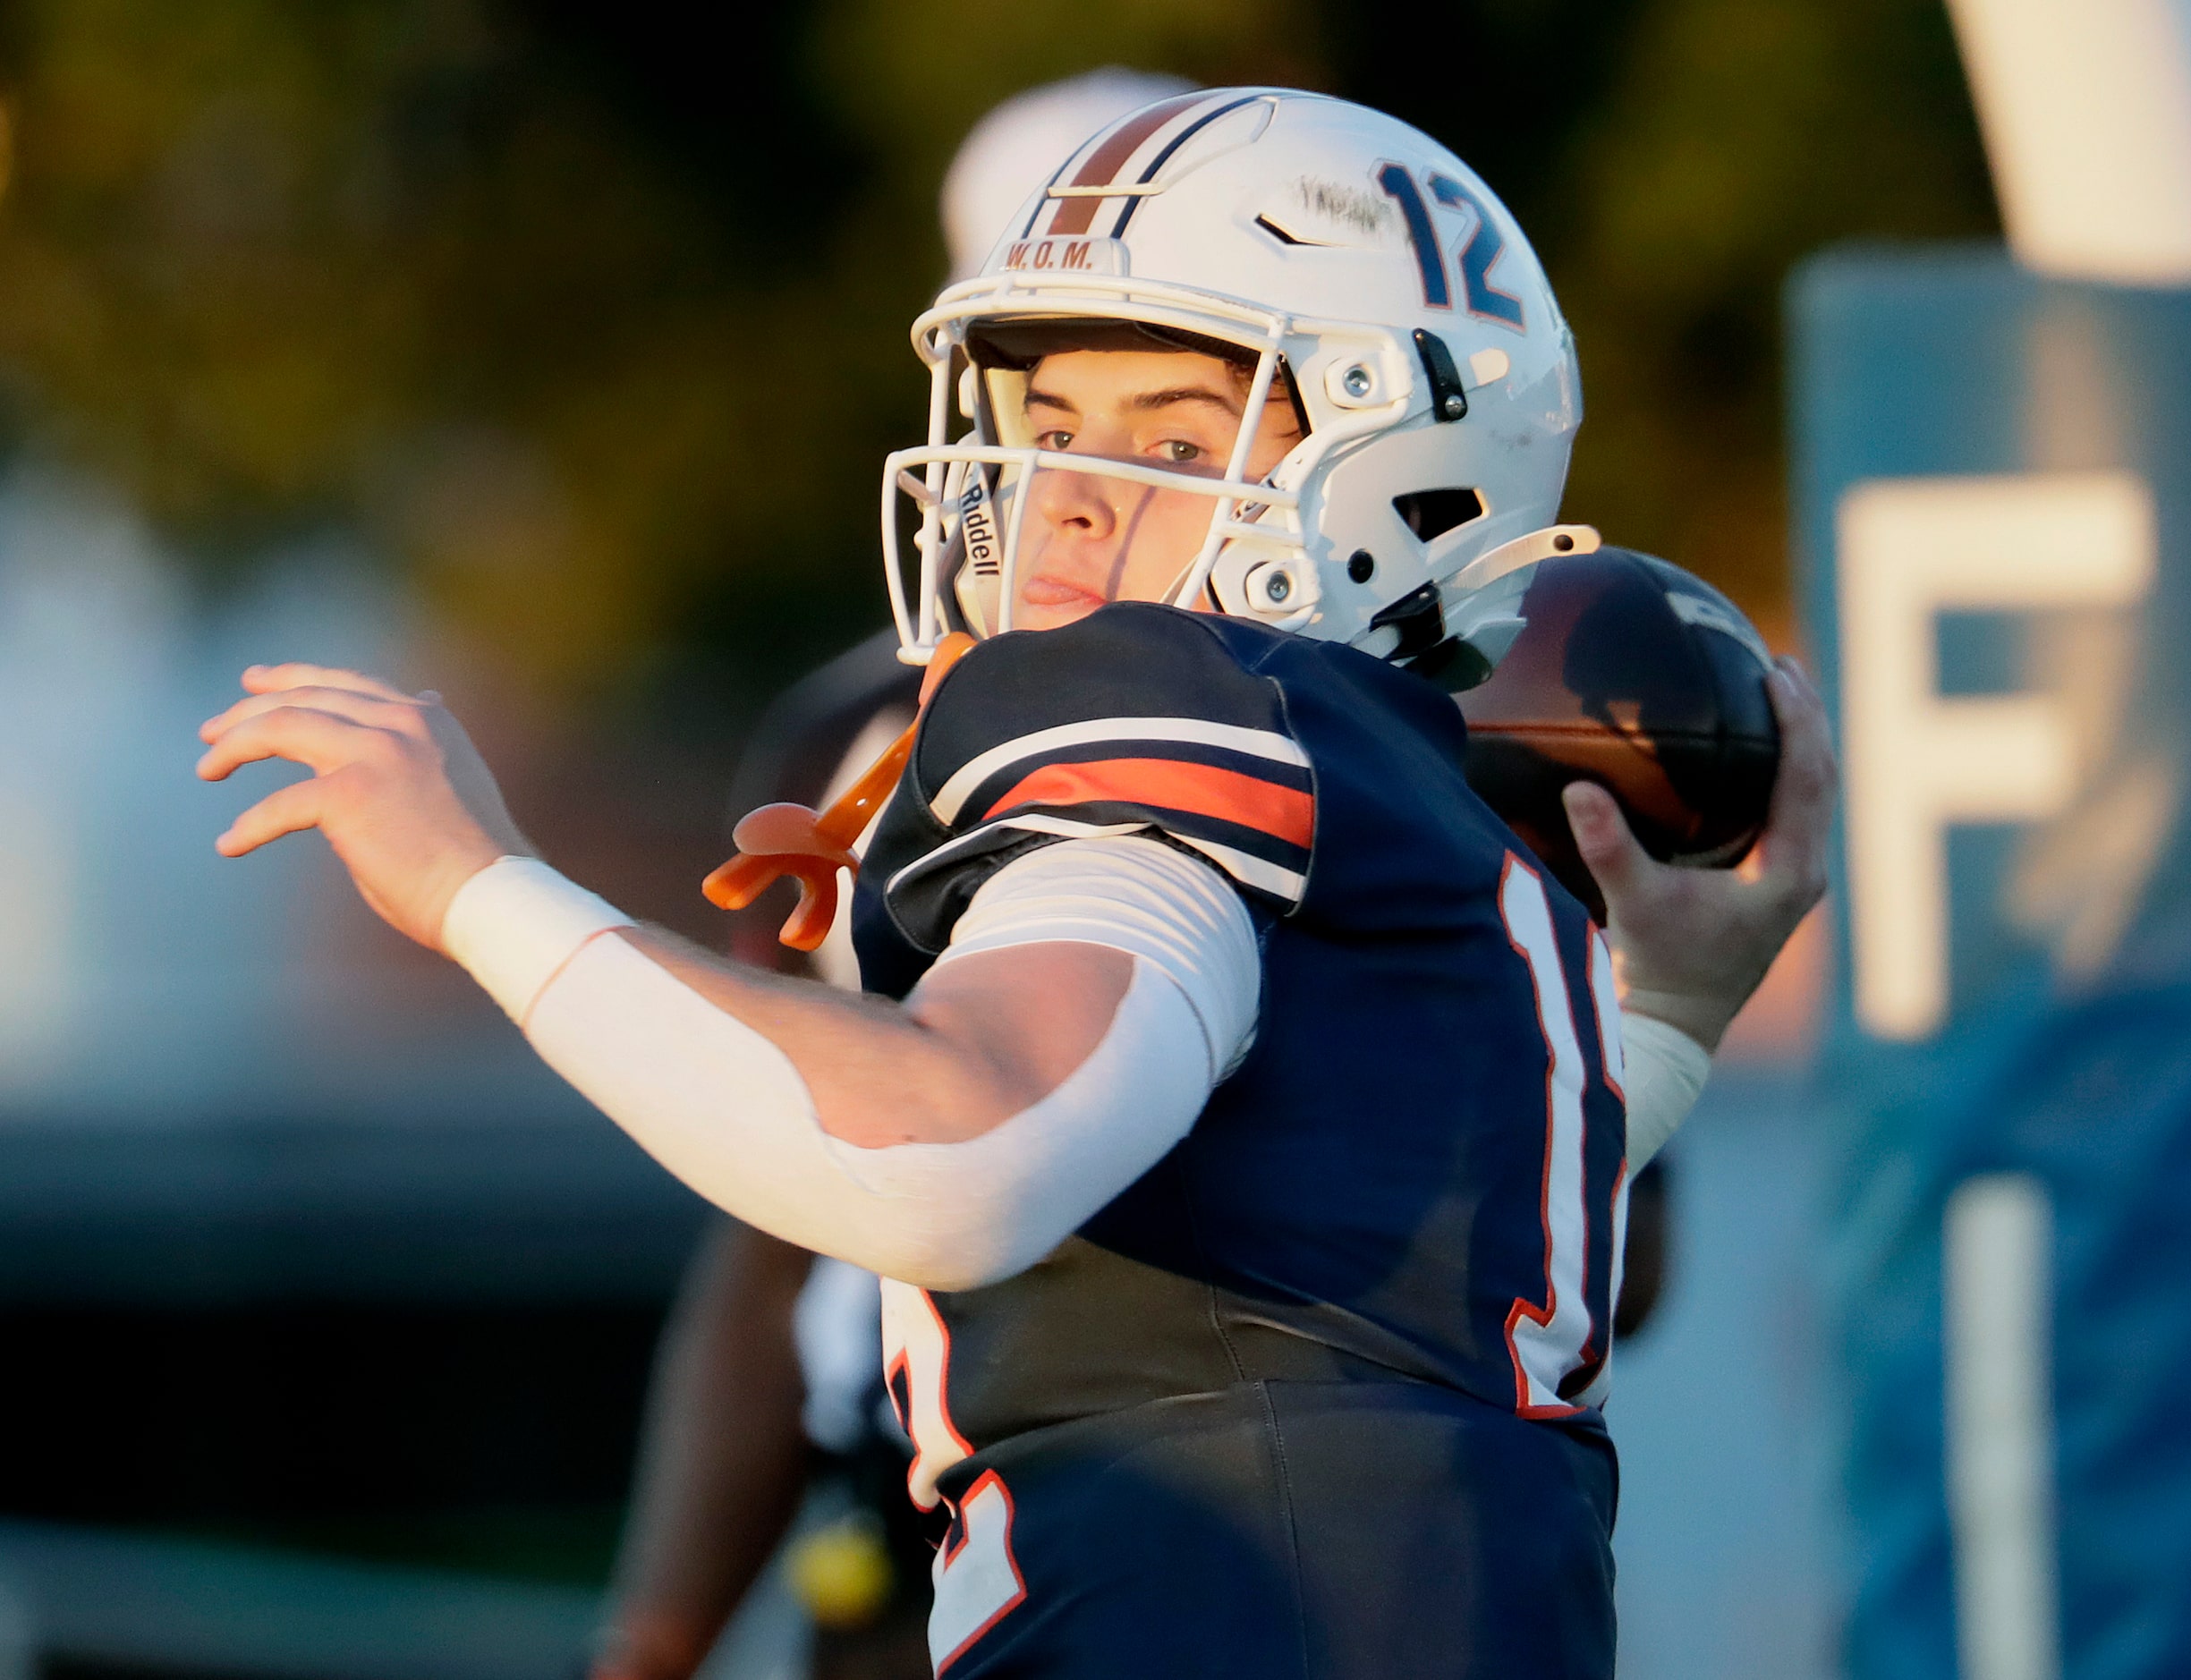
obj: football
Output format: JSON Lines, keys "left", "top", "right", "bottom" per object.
{"left": 1456, "top": 547, "right": 1780, "bottom": 922}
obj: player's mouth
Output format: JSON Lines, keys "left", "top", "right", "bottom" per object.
{"left": 1018, "top": 572, "right": 1112, "bottom": 612}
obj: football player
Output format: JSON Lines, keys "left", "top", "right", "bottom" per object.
{"left": 198, "top": 90, "right": 1833, "bottom": 1678}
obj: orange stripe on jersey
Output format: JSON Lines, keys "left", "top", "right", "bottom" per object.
{"left": 981, "top": 758, "right": 1314, "bottom": 850}
{"left": 1045, "top": 93, "right": 1210, "bottom": 235}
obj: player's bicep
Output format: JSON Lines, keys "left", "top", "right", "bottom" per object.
{"left": 903, "top": 939, "right": 1136, "bottom": 1125}
{"left": 928, "top": 834, "right": 1261, "bottom": 1081}
{"left": 893, "top": 827, "right": 1264, "bottom": 1148}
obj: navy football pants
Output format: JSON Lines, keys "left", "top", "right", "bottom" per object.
{"left": 929, "top": 1379, "right": 1618, "bottom": 1678}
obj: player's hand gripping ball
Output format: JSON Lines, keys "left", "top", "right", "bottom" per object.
{"left": 1457, "top": 548, "right": 1779, "bottom": 924}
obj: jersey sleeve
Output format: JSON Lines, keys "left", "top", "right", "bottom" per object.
{"left": 862, "top": 603, "right": 1315, "bottom": 956}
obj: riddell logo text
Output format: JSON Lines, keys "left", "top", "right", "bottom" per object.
{"left": 961, "top": 479, "right": 999, "bottom": 576}
{"left": 1006, "top": 239, "right": 1095, "bottom": 271}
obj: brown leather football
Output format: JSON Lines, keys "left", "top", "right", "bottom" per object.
{"left": 1456, "top": 547, "right": 1779, "bottom": 922}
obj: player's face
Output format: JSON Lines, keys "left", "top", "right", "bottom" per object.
{"left": 1012, "top": 350, "right": 1304, "bottom": 632}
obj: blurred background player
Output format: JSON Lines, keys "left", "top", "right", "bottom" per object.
{"left": 587, "top": 72, "right": 1195, "bottom": 1680}
{"left": 588, "top": 72, "right": 1675, "bottom": 1680}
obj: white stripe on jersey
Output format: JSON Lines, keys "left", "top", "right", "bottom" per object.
{"left": 885, "top": 814, "right": 1149, "bottom": 904}
{"left": 930, "top": 716, "right": 1311, "bottom": 825}
{"left": 1172, "top": 833, "right": 1306, "bottom": 903}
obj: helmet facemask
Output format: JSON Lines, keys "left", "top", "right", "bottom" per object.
{"left": 886, "top": 306, "right": 1312, "bottom": 652}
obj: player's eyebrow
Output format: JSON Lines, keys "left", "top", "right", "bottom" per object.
{"left": 1023, "top": 382, "right": 1261, "bottom": 422}
{"left": 1128, "top": 386, "right": 1241, "bottom": 417}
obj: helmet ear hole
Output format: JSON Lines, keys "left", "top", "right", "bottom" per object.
{"left": 1392, "top": 488, "right": 1484, "bottom": 542}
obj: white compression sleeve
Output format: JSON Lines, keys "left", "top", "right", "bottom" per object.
{"left": 1619, "top": 1011, "right": 1712, "bottom": 1172}
{"left": 438, "top": 841, "right": 1256, "bottom": 1291}
{"left": 441, "top": 856, "right": 633, "bottom": 1020}
{"left": 934, "top": 836, "right": 1260, "bottom": 1080}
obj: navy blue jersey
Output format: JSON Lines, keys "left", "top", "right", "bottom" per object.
{"left": 853, "top": 603, "right": 1629, "bottom": 1455}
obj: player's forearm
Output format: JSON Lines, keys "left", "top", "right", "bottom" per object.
{"left": 442, "top": 859, "right": 1102, "bottom": 1150}
{"left": 530, "top": 941, "right": 1202, "bottom": 1287}
{"left": 440, "top": 856, "right": 1221, "bottom": 1290}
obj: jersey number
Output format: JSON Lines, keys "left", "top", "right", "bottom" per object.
{"left": 1499, "top": 857, "right": 1627, "bottom": 1415}
{"left": 882, "top": 1279, "right": 1027, "bottom": 1672}
{"left": 1375, "top": 164, "right": 1527, "bottom": 329}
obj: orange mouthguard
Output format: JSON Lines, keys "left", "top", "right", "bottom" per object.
{"left": 702, "top": 633, "right": 976, "bottom": 951}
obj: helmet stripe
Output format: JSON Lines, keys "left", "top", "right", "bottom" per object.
{"left": 1014, "top": 149, "right": 1084, "bottom": 242}
{"left": 1045, "top": 92, "right": 1216, "bottom": 235}
{"left": 1110, "top": 93, "right": 1270, "bottom": 238}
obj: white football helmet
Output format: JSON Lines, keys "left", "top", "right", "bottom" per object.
{"left": 882, "top": 88, "right": 1595, "bottom": 682}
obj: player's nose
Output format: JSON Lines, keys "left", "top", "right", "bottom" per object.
{"left": 1028, "top": 459, "right": 1117, "bottom": 538}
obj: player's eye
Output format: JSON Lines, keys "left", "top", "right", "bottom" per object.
{"left": 1158, "top": 439, "right": 1205, "bottom": 464}
{"left": 1034, "top": 428, "right": 1074, "bottom": 451}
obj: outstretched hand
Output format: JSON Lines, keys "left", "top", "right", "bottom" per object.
{"left": 1562, "top": 656, "right": 1836, "bottom": 1051}
{"left": 197, "top": 664, "right": 531, "bottom": 950}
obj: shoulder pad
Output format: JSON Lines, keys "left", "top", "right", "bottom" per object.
{"left": 872, "top": 606, "right": 1316, "bottom": 951}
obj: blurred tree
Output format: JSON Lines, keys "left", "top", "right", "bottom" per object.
{"left": 0, "top": 0, "right": 1992, "bottom": 702}
{"left": 0, "top": 0, "right": 1312, "bottom": 708}
{"left": 0, "top": 0, "right": 759, "bottom": 687}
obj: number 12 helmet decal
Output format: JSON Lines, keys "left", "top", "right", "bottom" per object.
{"left": 883, "top": 89, "right": 1590, "bottom": 677}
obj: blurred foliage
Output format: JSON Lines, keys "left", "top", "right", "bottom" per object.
{"left": 0, "top": 0, "right": 854, "bottom": 700}
{"left": 0, "top": 0, "right": 1990, "bottom": 705}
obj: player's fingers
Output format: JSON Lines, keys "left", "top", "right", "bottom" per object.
{"left": 201, "top": 685, "right": 427, "bottom": 744}
{"left": 240, "top": 663, "right": 416, "bottom": 705}
{"left": 1765, "top": 663, "right": 1836, "bottom": 825}
{"left": 1562, "top": 781, "right": 1655, "bottom": 902}
{"left": 1756, "top": 663, "right": 1836, "bottom": 904}
{"left": 1775, "top": 651, "right": 1821, "bottom": 704}
{"left": 195, "top": 704, "right": 394, "bottom": 783}
{"left": 215, "top": 773, "right": 343, "bottom": 858}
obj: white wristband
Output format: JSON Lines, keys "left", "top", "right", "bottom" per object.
{"left": 1618, "top": 1011, "right": 1712, "bottom": 1171}
{"left": 440, "top": 856, "right": 634, "bottom": 1022}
